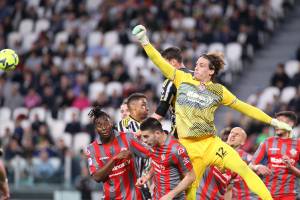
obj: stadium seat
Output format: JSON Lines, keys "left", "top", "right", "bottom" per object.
{"left": 284, "top": 60, "right": 299, "bottom": 78}
{"left": 80, "top": 107, "right": 92, "bottom": 125}
{"left": 226, "top": 42, "right": 242, "bottom": 72}
{"left": 13, "top": 107, "right": 29, "bottom": 120}
{"left": 86, "top": 0, "right": 103, "bottom": 12}
{"left": 88, "top": 82, "right": 105, "bottom": 101}
{"left": 61, "top": 133, "right": 72, "bottom": 148}
{"left": 103, "top": 31, "right": 119, "bottom": 49}
{"left": 29, "top": 107, "right": 47, "bottom": 122}
{"left": 48, "top": 120, "right": 66, "bottom": 140}
{"left": 54, "top": 31, "right": 69, "bottom": 47}
{"left": 22, "top": 33, "right": 38, "bottom": 51}
{"left": 0, "top": 107, "right": 11, "bottom": 121}
{"left": 35, "top": 19, "right": 50, "bottom": 34}
{"left": 63, "top": 107, "right": 80, "bottom": 123}
{"left": 0, "top": 120, "right": 14, "bottom": 138}
{"left": 128, "top": 56, "right": 146, "bottom": 79}
{"left": 105, "top": 82, "right": 123, "bottom": 97}
{"left": 123, "top": 44, "right": 138, "bottom": 65}
{"left": 181, "top": 17, "right": 196, "bottom": 29}
{"left": 196, "top": 43, "right": 208, "bottom": 55}
{"left": 49, "top": 157, "right": 61, "bottom": 171}
{"left": 19, "top": 19, "right": 34, "bottom": 36}
{"left": 87, "top": 31, "right": 103, "bottom": 48}
{"left": 109, "top": 44, "right": 124, "bottom": 58}
{"left": 27, "top": 0, "right": 40, "bottom": 7}
{"left": 257, "top": 87, "right": 280, "bottom": 110}
{"left": 271, "top": 0, "right": 284, "bottom": 18}
{"left": 280, "top": 86, "right": 296, "bottom": 103}
{"left": 208, "top": 42, "right": 225, "bottom": 53}
{"left": 7, "top": 32, "right": 21, "bottom": 49}
{"left": 73, "top": 133, "right": 91, "bottom": 153}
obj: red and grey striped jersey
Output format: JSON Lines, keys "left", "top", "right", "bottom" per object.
{"left": 252, "top": 136, "right": 300, "bottom": 198}
{"left": 196, "top": 166, "right": 233, "bottom": 200}
{"left": 85, "top": 131, "right": 148, "bottom": 200}
{"left": 150, "top": 135, "right": 193, "bottom": 200}
{"left": 231, "top": 149, "right": 258, "bottom": 200}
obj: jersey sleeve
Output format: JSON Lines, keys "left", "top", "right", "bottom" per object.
{"left": 125, "top": 132, "right": 151, "bottom": 159}
{"left": 85, "top": 144, "right": 101, "bottom": 175}
{"left": 222, "top": 86, "right": 273, "bottom": 124}
{"left": 155, "top": 79, "right": 177, "bottom": 117}
{"left": 252, "top": 142, "right": 268, "bottom": 165}
{"left": 221, "top": 85, "right": 237, "bottom": 106}
{"left": 172, "top": 144, "right": 193, "bottom": 174}
{"left": 143, "top": 43, "right": 187, "bottom": 88}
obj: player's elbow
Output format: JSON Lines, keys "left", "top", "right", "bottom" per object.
{"left": 187, "top": 169, "right": 196, "bottom": 184}
{"left": 91, "top": 174, "right": 107, "bottom": 183}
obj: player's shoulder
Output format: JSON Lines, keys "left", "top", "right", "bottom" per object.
{"left": 120, "top": 117, "right": 130, "bottom": 127}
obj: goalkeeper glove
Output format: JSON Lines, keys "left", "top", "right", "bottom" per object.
{"left": 270, "top": 118, "right": 292, "bottom": 132}
{"left": 132, "top": 25, "right": 149, "bottom": 46}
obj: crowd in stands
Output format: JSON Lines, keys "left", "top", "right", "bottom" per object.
{"left": 0, "top": 0, "right": 296, "bottom": 194}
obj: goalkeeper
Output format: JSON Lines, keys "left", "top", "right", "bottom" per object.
{"left": 132, "top": 25, "right": 292, "bottom": 200}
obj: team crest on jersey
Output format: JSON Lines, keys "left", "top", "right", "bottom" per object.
{"left": 161, "top": 154, "right": 166, "bottom": 161}
{"left": 290, "top": 148, "right": 297, "bottom": 157}
{"left": 178, "top": 148, "right": 185, "bottom": 155}
{"left": 121, "top": 147, "right": 128, "bottom": 151}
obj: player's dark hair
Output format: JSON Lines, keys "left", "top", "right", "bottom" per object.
{"left": 161, "top": 47, "right": 183, "bottom": 63}
{"left": 88, "top": 106, "right": 111, "bottom": 122}
{"left": 140, "top": 117, "right": 163, "bottom": 132}
{"left": 201, "top": 52, "right": 225, "bottom": 81}
{"left": 127, "top": 93, "right": 147, "bottom": 109}
{"left": 275, "top": 111, "right": 298, "bottom": 126}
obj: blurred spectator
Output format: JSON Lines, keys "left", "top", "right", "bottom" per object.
{"left": 72, "top": 90, "right": 90, "bottom": 110}
{"left": 24, "top": 88, "right": 41, "bottom": 109}
{"left": 65, "top": 113, "right": 81, "bottom": 135}
{"left": 270, "top": 63, "right": 290, "bottom": 90}
{"left": 4, "top": 137, "right": 22, "bottom": 161}
{"left": 288, "top": 87, "right": 300, "bottom": 119}
{"left": 33, "top": 150, "right": 55, "bottom": 179}
{"left": 290, "top": 63, "right": 300, "bottom": 87}
{"left": 3, "top": 83, "right": 23, "bottom": 110}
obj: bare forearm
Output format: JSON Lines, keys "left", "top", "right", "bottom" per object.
{"left": 92, "top": 158, "right": 116, "bottom": 182}
{"left": 288, "top": 166, "right": 300, "bottom": 177}
{"left": 167, "top": 170, "right": 195, "bottom": 198}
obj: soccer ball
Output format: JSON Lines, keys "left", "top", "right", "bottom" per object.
{"left": 0, "top": 49, "right": 19, "bottom": 71}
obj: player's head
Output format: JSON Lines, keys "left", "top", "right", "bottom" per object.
{"left": 88, "top": 106, "right": 114, "bottom": 140}
{"left": 140, "top": 117, "right": 164, "bottom": 147}
{"left": 120, "top": 99, "right": 129, "bottom": 119}
{"left": 227, "top": 127, "right": 247, "bottom": 148}
{"left": 220, "top": 127, "right": 232, "bottom": 142}
{"left": 275, "top": 111, "right": 297, "bottom": 137}
{"left": 194, "top": 52, "right": 225, "bottom": 82}
{"left": 161, "top": 47, "right": 183, "bottom": 69}
{"left": 127, "top": 93, "right": 149, "bottom": 121}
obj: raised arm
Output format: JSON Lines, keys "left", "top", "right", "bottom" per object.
{"left": 132, "top": 25, "right": 186, "bottom": 87}
{"left": 222, "top": 86, "right": 292, "bottom": 131}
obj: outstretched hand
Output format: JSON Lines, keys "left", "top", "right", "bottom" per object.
{"left": 132, "top": 25, "right": 149, "bottom": 46}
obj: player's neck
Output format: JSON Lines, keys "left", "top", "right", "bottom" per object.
{"left": 101, "top": 131, "right": 115, "bottom": 144}
{"left": 158, "top": 133, "right": 168, "bottom": 146}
